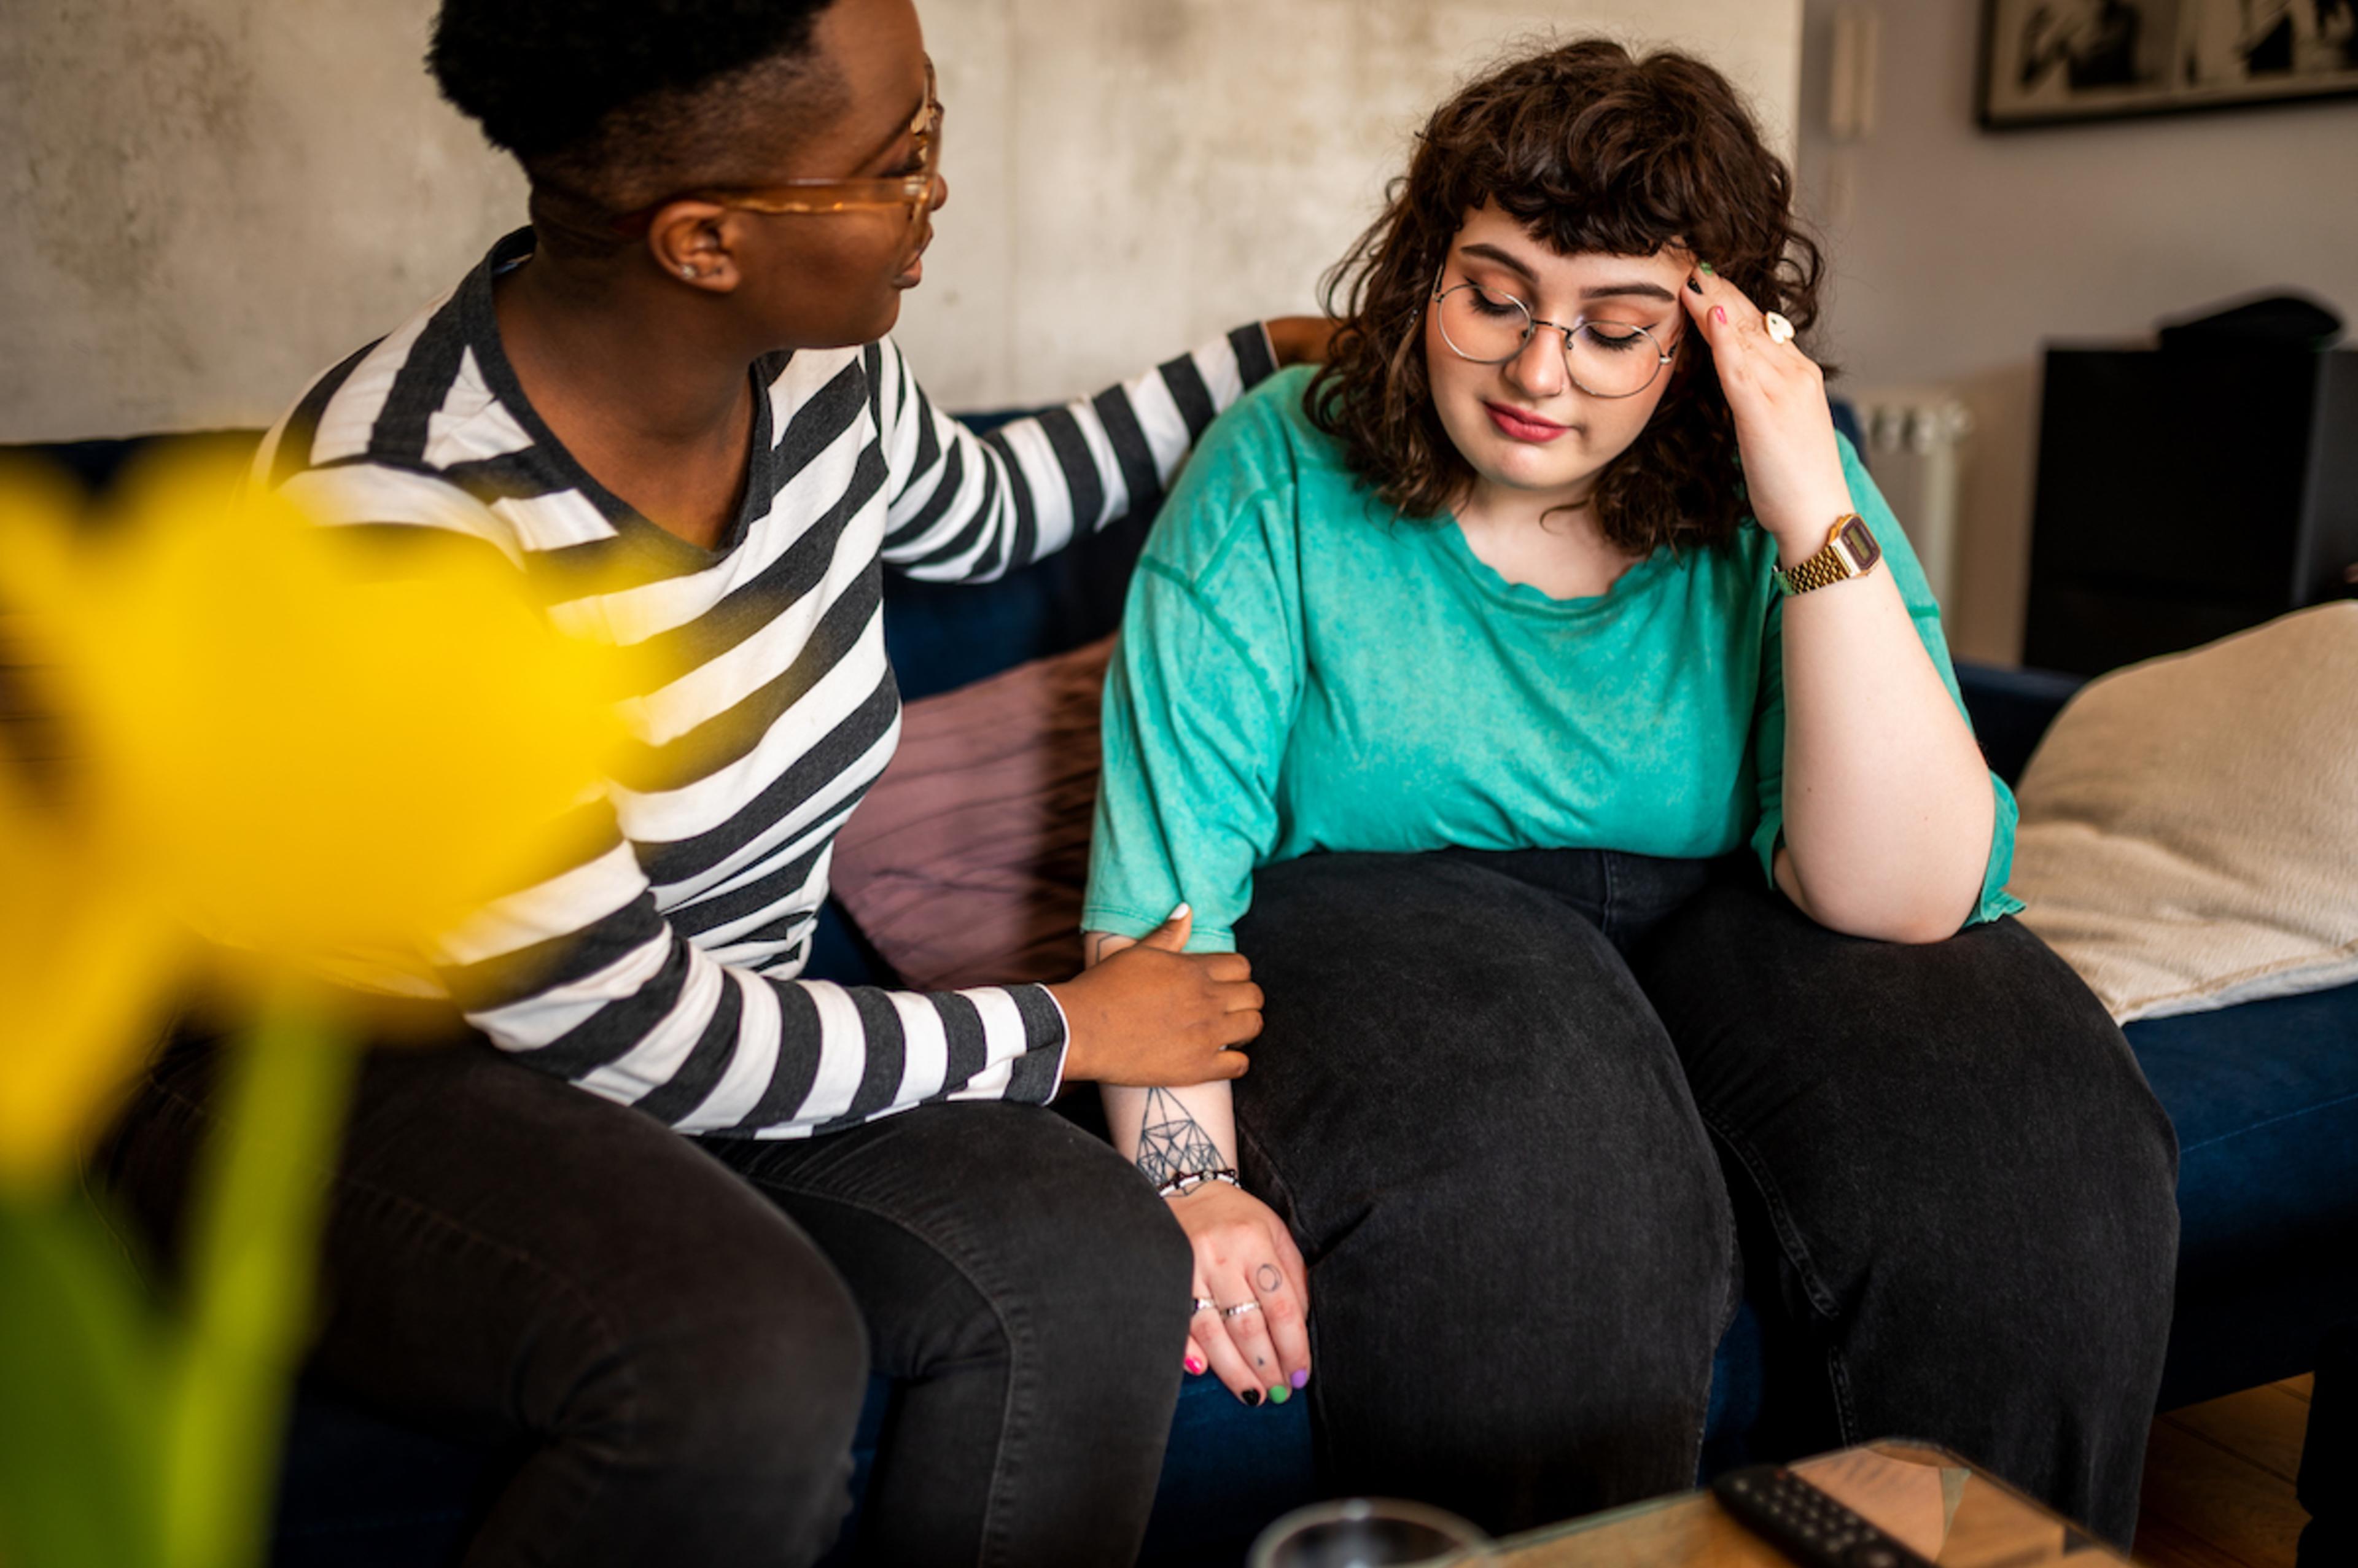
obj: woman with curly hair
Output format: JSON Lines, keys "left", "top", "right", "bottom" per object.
{"left": 1083, "top": 39, "right": 2177, "bottom": 1544}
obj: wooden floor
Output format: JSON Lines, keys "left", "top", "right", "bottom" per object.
{"left": 2136, "top": 1376, "right": 2314, "bottom": 1567}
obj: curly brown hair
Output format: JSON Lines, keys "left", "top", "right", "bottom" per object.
{"left": 1305, "top": 38, "right": 1825, "bottom": 554}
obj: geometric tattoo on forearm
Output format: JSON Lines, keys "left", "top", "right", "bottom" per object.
{"left": 1135, "top": 1086, "right": 1226, "bottom": 1187}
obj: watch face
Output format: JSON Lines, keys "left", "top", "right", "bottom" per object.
{"left": 1836, "top": 516, "right": 1881, "bottom": 572}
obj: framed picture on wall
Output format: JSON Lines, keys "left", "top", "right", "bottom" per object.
{"left": 1980, "top": 0, "right": 2358, "bottom": 126}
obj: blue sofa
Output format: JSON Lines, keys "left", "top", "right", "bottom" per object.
{"left": 23, "top": 421, "right": 2357, "bottom": 1566}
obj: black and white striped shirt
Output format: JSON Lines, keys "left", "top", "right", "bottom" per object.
{"left": 254, "top": 228, "right": 1274, "bottom": 1138}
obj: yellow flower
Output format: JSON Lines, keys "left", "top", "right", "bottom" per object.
{"left": 0, "top": 451, "right": 626, "bottom": 1189}
{"left": 0, "top": 759, "right": 180, "bottom": 1190}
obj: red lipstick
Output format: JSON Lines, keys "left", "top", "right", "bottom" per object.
{"left": 1483, "top": 401, "right": 1569, "bottom": 443}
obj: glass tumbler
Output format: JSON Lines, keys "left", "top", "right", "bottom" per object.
{"left": 1247, "top": 1497, "right": 1492, "bottom": 1568}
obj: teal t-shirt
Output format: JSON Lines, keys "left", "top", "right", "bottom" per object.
{"left": 1083, "top": 365, "right": 2023, "bottom": 951}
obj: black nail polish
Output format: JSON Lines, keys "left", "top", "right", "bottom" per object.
{"left": 1242, "top": 1388, "right": 1263, "bottom": 1407}
{"left": 1687, "top": 277, "right": 1703, "bottom": 294}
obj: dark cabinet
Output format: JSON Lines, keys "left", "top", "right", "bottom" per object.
{"left": 2025, "top": 347, "right": 2358, "bottom": 675}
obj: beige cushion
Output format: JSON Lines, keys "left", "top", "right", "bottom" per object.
{"left": 2010, "top": 602, "right": 2358, "bottom": 1022}
{"left": 827, "top": 637, "right": 1110, "bottom": 992}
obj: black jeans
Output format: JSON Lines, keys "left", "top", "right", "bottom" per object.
{"left": 99, "top": 1031, "right": 1191, "bottom": 1567}
{"left": 1229, "top": 849, "right": 2179, "bottom": 1545}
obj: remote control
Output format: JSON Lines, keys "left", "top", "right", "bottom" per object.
{"left": 1710, "top": 1464, "right": 1937, "bottom": 1568}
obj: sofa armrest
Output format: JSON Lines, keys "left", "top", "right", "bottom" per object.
{"left": 1956, "top": 660, "right": 2087, "bottom": 786}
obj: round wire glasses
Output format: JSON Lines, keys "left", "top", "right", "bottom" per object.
{"left": 1430, "top": 273, "right": 1676, "bottom": 400}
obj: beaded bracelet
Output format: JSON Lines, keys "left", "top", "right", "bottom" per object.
{"left": 1154, "top": 1168, "right": 1241, "bottom": 1199}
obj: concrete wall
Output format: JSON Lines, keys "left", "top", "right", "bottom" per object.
{"left": 1795, "top": 0, "right": 2358, "bottom": 663}
{"left": 905, "top": 0, "right": 1801, "bottom": 409}
{"left": 1, "top": 0, "right": 1800, "bottom": 441}
{"left": 0, "top": 0, "right": 526, "bottom": 441}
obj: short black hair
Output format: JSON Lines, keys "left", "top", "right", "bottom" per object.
{"left": 429, "top": 0, "right": 846, "bottom": 229}
{"left": 430, "top": 0, "right": 838, "bottom": 161}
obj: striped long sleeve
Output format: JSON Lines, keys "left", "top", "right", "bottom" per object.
{"left": 876, "top": 324, "right": 1277, "bottom": 581}
{"left": 251, "top": 227, "right": 1275, "bottom": 1139}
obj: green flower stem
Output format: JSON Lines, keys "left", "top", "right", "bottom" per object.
{"left": 160, "top": 992, "right": 358, "bottom": 1568}
{"left": 0, "top": 1192, "right": 165, "bottom": 1567}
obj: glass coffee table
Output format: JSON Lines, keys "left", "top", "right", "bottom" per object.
{"left": 1491, "top": 1442, "right": 2132, "bottom": 1566}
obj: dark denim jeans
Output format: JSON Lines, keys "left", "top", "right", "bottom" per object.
{"left": 1230, "top": 849, "right": 2179, "bottom": 1546}
{"left": 100, "top": 1031, "right": 1191, "bottom": 1568}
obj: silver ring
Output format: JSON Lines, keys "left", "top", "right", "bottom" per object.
{"left": 1763, "top": 311, "right": 1796, "bottom": 346}
{"left": 1191, "top": 1297, "right": 1218, "bottom": 1314}
{"left": 1219, "top": 1300, "right": 1263, "bottom": 1320}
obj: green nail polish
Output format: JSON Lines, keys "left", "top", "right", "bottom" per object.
{"left": 1698, "top": 261, "right": 1715, "bottom": 276}
{"left": 1269, "top": 1384, "right": 1291, "bottom": 1404}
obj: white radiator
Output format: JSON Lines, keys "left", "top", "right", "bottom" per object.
{"left": 1850, "top": 387, "right": 1974, "bottom": 610}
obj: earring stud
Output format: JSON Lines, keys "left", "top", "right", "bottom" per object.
{"left": 679, "top": 263, "right": 697, "bottom": 279}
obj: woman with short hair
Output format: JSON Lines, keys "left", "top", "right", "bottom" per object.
{"left": 101, "top": 0, "right": 1326, "bottom": 1562}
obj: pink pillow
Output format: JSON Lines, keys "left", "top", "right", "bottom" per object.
{"left": 828, "top": 636, "right": 1113, "bottom": 990}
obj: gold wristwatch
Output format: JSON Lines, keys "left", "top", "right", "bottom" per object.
{"left": 1772, "top": 513, "right": 1881, "bottom": 596}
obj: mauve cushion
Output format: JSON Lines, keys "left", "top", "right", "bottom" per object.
{"left": 828, "top": 636, "right": 1113, "bottom": 991}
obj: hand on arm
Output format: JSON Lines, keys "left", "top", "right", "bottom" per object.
{"left": 1049, "top": 906, "right": 1263, "bottom": 1085}
{"left": 1679, "top": 266, "right": 1996, "bottom": 942}
{"left": 1088, "top": 930, "right": 1311, "bottom": 1406}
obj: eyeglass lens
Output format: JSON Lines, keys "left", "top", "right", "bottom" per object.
{"left": 913, "top": 106, "right": 943, "bottom": 228}
{"left": 904, "top": 65, "right": 944, "bottom": 233}
{"left": 1434, "top": 284, "right": 1667, "bottom": 399}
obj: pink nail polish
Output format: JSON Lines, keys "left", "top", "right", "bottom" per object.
{"left": 1290, "top": 1367, "right": 1310, "bottom": 1389}
{"left": 1712, "top": 306, "right": 1727, "bottom": 325}
{"left": 1185, "top": 1356, "right": 1206, "bottom": 1375}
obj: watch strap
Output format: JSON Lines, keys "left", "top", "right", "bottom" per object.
{"left": 1773, "top": 513, "right": 1878, "bottom": 596}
